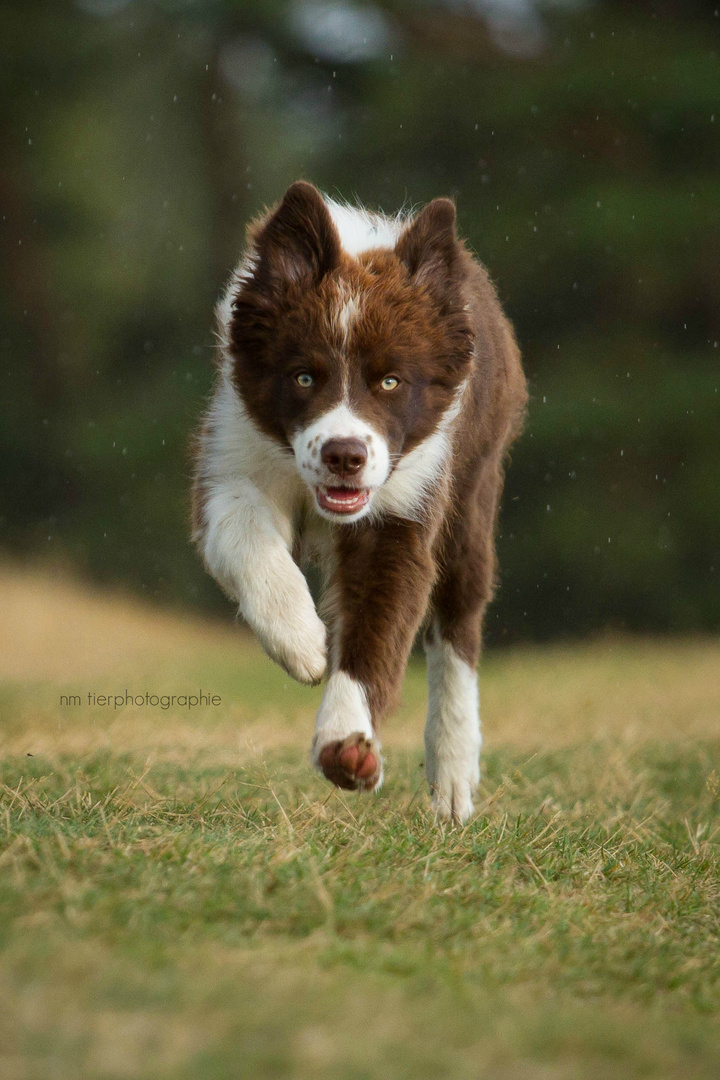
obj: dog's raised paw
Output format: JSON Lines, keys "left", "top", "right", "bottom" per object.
{"left": 317, "top": 734, "right": 383, "bottom": 792}
{"left": 276, "top": 637, "right": 327, "bottom": 686}
{"left": 255, "top": 611, "right": 327, "bottom": 686}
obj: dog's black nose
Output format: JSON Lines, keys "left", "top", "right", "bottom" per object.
{"left": 321, "top": 438, "right": 368, "bottom": 477}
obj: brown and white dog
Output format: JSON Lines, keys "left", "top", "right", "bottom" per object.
{"left": 191, "top": 181, "right": 527, "bottom": 822}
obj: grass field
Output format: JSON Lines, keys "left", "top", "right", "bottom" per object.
{"left": 1, "top": 563, "right": 719, "bottom": 1079}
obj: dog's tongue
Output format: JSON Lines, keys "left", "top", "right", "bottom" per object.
{"left": 317, "top": 486, "right": 370, "bottom": 514}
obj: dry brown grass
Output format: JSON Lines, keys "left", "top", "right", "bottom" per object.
{"left": 1, "top": 561, "right": 718, "bottom": 765}
{"left": 0, "top": 560, "right": 238, "bottom": 682}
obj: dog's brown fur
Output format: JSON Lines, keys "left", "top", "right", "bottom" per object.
{"left": 191, "top": 182, "right": 526, "bottom": 810}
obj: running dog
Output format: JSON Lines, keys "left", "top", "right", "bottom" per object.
{"left": 191, "top": 181, "right": 526, "bottom": 822}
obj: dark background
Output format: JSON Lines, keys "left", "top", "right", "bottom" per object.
{"left": 2, "top": 0, "right": 719, "bottom": 643}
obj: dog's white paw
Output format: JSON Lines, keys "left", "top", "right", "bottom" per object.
{"left": 233, "top": 548, "right": 328, "bottom": 684}
{"left": 255, "top": 607, "right": 327, "bottom": 685}
{"left": 428, "top": 760, "right": 478, "bottom": 824}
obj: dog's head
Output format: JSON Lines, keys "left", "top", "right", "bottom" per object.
{"left": 226, "top": 181, "right": 474, "bottom": 523}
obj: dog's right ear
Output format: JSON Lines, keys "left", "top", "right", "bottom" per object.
{"left": 250, "top": 181, "right": 341, "bottom": 294}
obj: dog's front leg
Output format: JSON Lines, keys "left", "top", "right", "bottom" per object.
{"left": 199, "top": 479, "right": 326, "bottom": 685}
{"left": 312, "top": 518, "right": 436, "bottom": 791}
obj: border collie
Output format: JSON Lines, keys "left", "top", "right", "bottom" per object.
{"left": 191, "top": 181, "right": 527, "bottom": 823}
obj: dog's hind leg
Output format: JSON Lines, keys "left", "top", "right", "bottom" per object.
{"left": 312, "top": 517, "right": 437, "bottom": 793}
{"left": 423, "top": 621, "right": 482, "bottom": 824}
{"left": 424, "top": 457, "right": 502, "bottom": 823}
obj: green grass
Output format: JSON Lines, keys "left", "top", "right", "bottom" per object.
{"left": 2, "top": 740, "right": 720, "bottom": 1078}
{"left": 1, "top": 569, "right": 719, "bottom": 1078}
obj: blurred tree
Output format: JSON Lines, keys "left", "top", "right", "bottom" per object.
{"left": 1, "top": 0, "right": 718, "bottom": 639}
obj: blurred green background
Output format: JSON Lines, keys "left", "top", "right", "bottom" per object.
{"left": 2, "top": 0, "right": 718, "bottom": 643}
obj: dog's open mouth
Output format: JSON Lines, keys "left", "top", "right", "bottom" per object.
{"left": 316, "top": 485, "right": 370, "bottom": 515}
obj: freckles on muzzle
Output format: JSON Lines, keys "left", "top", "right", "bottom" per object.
{"left": 291, "top": 408, "right": 390, "bottom": 519}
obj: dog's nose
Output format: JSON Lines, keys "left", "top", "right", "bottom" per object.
{"left": 321, "top": 438, "right": 368, "bottom": 477}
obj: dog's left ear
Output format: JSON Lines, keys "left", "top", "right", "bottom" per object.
{"left": 395, "top": 198, "right": 461, "bottom": 303}
{"left": 253, "top": 181, "right": 341, "bottom": 292}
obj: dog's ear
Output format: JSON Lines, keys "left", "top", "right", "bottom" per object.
{"left": 251, "top": 181, "right": 341, "bottom": 293}
{"left": 395, "top": 198, "right": 461, "bottom": 303}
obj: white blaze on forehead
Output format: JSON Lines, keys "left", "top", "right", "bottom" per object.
{"left": 291, "top": 402, "right": 390, "bottom": 493}
{"left": 329, "top": 281, "right": 362, "bottom": 361}
{"left": 338, "top": 296, "right": 359, "bottom": 336}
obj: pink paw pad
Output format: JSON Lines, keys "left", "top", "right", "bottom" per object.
{"left": 318, "top": 733, "right": 382, "bottom": 792}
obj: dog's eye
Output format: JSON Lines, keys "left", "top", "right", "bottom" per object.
{"left": 380, "top": 376, "right": 399, "bottom": 391}
{"left": 295, "top": 373, "right": 314, "bottom": 388}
